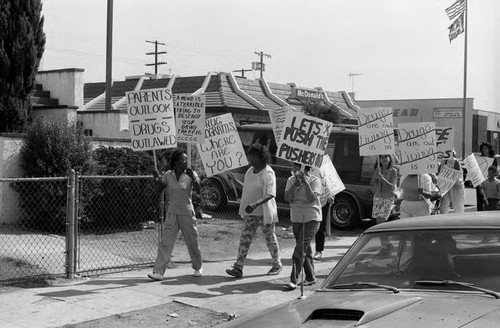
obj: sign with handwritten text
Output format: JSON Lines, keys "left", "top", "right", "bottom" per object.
{"left": 196, "top": 113, "right": 248, "bottom": 177}
{"left": 358, "top": 107, "right": 395, "bottom": 156}
{"left": 465, "top": 155, "right": 494, "bottom": 181}
{"left": 174, "top": 94, "right": 205, "bottom": 143}
{"left": 464, "top": 154, "right": 486, "bottom": 187}
{"left": 310, "top": 155, "right": 345, "bottom": 204}
{"left": 126, "top": 88, "right": 177, "bottom": 151}
{"left": 435, "top": 126, "right": 455, "bottom": 160}
{"left": 436, "top": 166, "right": 462, "bottom": 197}
{"left": 269, "top": 106, "right": 295, "bottom": 144}
{"left": 277, "top": 112, "right": 332, "bottom": 168}
{"left": 397, "top": 122, "right": 437, "bottom": 175}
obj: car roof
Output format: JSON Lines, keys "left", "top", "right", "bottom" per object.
{"left": 366, "top": 211, "right": 500, "bottom": 233}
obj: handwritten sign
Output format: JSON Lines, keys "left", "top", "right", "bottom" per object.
{"left": 397, "top": 122, "right": 437, "bottom": 175}
{"left": 196, "top": 113, "right": 248, "bottom": 177}
{"left": 269, "top": 106, "right": 295, "bottom": 144}
{"left": 358, "top": 107, "right": 395, "bottom": 156}
{"left": 435, "top": 127, "right": 455, "bottom": 160}
{"left": 436, "top": 166, "right": 462, "bottom": 196}
{"left": 276, "top": 112, "right": 332, "bottom": 168}
{"left": 174, "top": 94, "right": 205, "bottom": 143}
{"left": 126, "top": 88, "right": 176, "bottom": 151}
{"left": 463, "top": 154, "right": 485, "bottom": 187}
{"left": 310, "top": 155, "right": 345, "bottom": 204}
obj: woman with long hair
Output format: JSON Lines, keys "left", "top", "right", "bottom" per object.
{"left": 371, "top": 154, "right": 397, "bottom": 223}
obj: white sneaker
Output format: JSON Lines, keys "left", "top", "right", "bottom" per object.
{"left": 313, "top": 252, "right": 322, "bottom": 260}
{"left": 193, "top": 268, "right": 203, "bottom": 277}
{"left": 147, "top": 273, "right": 164, "bottom": 281}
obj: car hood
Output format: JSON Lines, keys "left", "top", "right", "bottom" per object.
{"left": 220, "top": 290, "right": 500, "bottom": 328}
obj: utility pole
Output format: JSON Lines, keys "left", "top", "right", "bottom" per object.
{"left": 145, "top": 40, "right": 167, "bottom": 75}
{"left": 105, "top": 0, "right": 113, "bottom": 111}
{"left": 232, "top": 68, "right": 253, "bottom": 78}
{"left": 253, "top": 51, "right": 271, "bottom": 79}
{"left": 348, "top": 73, "right": 363, "bottom": 94}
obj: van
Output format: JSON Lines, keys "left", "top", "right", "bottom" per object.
{"left": 201, "top": 123, "right": 390, "bottom": 229}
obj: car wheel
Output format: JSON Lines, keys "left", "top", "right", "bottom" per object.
{"left": 330, "top": 195, "right": 359, "bottom": 229}
{"left": 201, "top": 180, "right": 227, "bottom": 211}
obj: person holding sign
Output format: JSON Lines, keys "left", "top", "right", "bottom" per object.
{"left": 370, "top": 155, "right": 397, "bottom": 224}
{"left": 476, "top": 142, "right": 498, "bottom": 211}
{"left": 480, "top": 166, "right": 500, "bottom": 211}
{"left": 399, "top": 174, "right": 436, "bottom": 218}
{"left": 225, "top": 143, "right": 282, "bottom": 278}
{"left": 438, "top": 150, "right": 465, "bottom": 214}
{"left": 284, "top": 163, "right": 322, "bottom": 290}
{"left": 148, "top": 148, "right": 203, "bottom": 281}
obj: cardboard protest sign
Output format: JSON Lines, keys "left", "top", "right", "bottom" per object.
{"left": 357, "top": 107, "right": 395, "bottom": 156}
{"left": 310, "top": 155, "right": 345, "bottom": 204}
{"left": 174, "top": 94, "right": 205, "bottom": 143}
{"left": 126, "top": 88, "right": 176, "bottom": 151}
{"left": 436, "top": 166, "right": 462, "bottom": 196}
{"left": 196, "top": 113, "right": 248, "bottom": 177}
{"left": 435, "top": 127, "right": 455, "bottom": 160}
{"left": 397, "top": 122, "right": 437, "bottom": 175}
{"left": 269, "top": 106, "right": 294, "bottom": 144}
{"left": 276, "top": 112, "right": 332, "bottom": 168}
{"left": 463, "top": 154, "right": 486, "bottom": 187}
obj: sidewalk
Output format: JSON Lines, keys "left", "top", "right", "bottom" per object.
{"left": 0, "top": 236, "right": 358, "bottom": 328}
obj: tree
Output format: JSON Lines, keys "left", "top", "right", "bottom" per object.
{"left": 0, "top": 0, "right": 46, "bottom": 132}
{"left": 302, "top": 101, "right": 344, "bottom": 124}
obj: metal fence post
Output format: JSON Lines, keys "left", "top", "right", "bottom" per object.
{"left": 66, "top": 169, "right": 76, "bottom": 279}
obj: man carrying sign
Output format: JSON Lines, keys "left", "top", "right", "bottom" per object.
{"left": 437, "top": 150, "right": 464, "bottom": 214}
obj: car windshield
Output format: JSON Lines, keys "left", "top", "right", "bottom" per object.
{"left": 325, "top": 229, "right": 500, "bottom": 292}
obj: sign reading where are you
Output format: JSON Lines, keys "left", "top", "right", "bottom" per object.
{"left": 126, "top": 88, "right": 177, "bottom": 151}
{"left": 397, "top": 122, "right": 437, "bottom": 175}
{"left": 358, "top": 107, "right": 395, "bottom": 156}
{"left": 277, "top": 112, "right": 332, "bottom": 168}
{"left": 196, "top": 113, "right": 248, "bottom": 177}
{"left": 174, "top": 94, "right": 206, "bottom": 143}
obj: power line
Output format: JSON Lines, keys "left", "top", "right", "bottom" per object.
{"left": 145, "top": 40, "right": 167, "bottom": 75}
{"left": 253, "top": 51, "right": 271, "bottom": 79}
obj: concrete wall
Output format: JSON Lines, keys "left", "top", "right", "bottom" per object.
{"left": 36, "top": 68, "right": 85, "bottom": 108}
{"left": 0, "top": 134, "right": 25, "bottom": 224}
{"left": 78, "top": 111, "right": 130, "bottom": 139}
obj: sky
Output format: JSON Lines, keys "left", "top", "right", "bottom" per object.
{"left": 40, "top": 0, "right": 499, "bottom": 111}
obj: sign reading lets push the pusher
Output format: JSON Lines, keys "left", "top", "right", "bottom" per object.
{"left": 174, "top": 94, "right": 205, "bottom": 143}
{"left": 397, "top": 122, "right": 437, "bottom": 175}
{"left": 277, "top": 112, "right": 332, "bottom": 168}
{"left": 357, "top": 107, "right": 395, "bottom": 156}
{"left": 126, "top": 88, "right": 176, "bottom": 151}
{"left": 196, "top": 113, "right": 248, "bottom": 177}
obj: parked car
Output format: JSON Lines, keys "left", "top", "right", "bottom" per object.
{"left": 220, "top": 211, "right": 500, "bottom": 328}
{"left": 201, "top": 123, "right": 395, "bottom": 229}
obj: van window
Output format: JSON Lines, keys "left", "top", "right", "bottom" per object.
{"left": 362, "top": 156, "right": 377, "bottom": 179}
{"left": 331, "top": 136, "right": 362, "bottom": 182}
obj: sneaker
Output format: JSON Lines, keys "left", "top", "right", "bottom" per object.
{"left": 147, "top": 273, "right": 164, "bottom": 281}
{"left": 267, "top": 266, "right": 282, "bottom": 275}
{"left": 193, "top": 268, "right": 203, "bottom": 277}
{"left": 313, "top": 252, "right": 322, "bottom": 260}
{"left": 285, "top": 282, "right": 297, "bottom": 290}
{"left": 299, "top": 280, "right": 316, "bottom": 286}
{"left": 226, "top": 267, "right": 243, "bottom": 278}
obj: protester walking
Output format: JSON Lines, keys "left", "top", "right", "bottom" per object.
{"left": 371, "top": 154, "right": 397, "bottom": 224}
{"left": 225, "top": 143, "right": 282, "bottom": 278}
{"left": 438, "top": 150, "right": 465, "bottom": 214}
{"left": 284, "top": 163, "right": 322, "bottom": 290}
{"left": 476, "top": 142, "right": 497, "bottom": 211}
{"left": 148, "top": 148, "right": 203, "bottom": 281}
{"left": 480, "top": 165, "right": 500, "bottom": 211}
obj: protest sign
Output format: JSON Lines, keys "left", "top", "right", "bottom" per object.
{"left": 196, "top": 113, "right": 248, "bottom": 177}
{"left": 357, "top": 107, "right": 395, "bottom": 156}
{"left": 465, "top": 155, "right": 494, "bottom": 181}
{"left": 269, "top": 106, "right": 295, "bottom": 144}
{"left": 436, "top": 166, "right": 462, "bottom": 196}
{"left": 463, "top": 154, "right": 486, "bottom": 187}
{"left": 276, "top": 112, "right": 332, "bottom": 168}
{"left": 126, "top": 88, "right": 176, "bottom": 151}
{"left": 397, "top": 122, "right": 437, "bottom": 175}
{"left": 174, "top": 94, "right": 205, "bottom": 143}
{"left": 310, "top": 155, "right": 345, "bottom": 204}
{"left": 435, "top": 127, "right": 455, "bottom": 160}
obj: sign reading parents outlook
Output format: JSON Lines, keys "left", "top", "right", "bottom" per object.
{"left": 196, "top": 113, "right": 248, "bottom": 177}
{"left": 358, "top": 107, "right": 395, "bottom": 156}
{"left": 397, "top": 122, "right": 437, "bottom": 175}
{"left": 126, "top": 88, "right": 177, "bottom": 151}
{"left": 174, "top": 94, "right": 205, "bottom": 143}
{"left": 277, "top": 112, "right": 332, "bottom": 168}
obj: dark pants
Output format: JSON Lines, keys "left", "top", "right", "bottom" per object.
{"left": 476, "top": 187, "right": 484, "bottom": 211}
{"left": 315, "top": 204, "right": 329, "bottom": 252}
{"left": 485, "top": 198, "right": 499, "bottom": 211}
{"left": 291, "top": 220, "right": 320, "bottom": 284}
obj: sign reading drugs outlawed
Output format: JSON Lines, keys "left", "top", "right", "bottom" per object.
{"left": 397, "top": 122, "right": 437, "bottom": 175}
{"left": 277, "top": 112, "right": 332, "bottom": 168}
{"left": 196, "top": 113, "right": 248, "bottom": 177}
{"left": 126, "top": 88, "right": 177, "bottom": 151}
{"left": 174, "top": 94, "right": 205, "bottom": 144}
{"left": 358, "top": 107, "right": 395, "bottom": 156}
